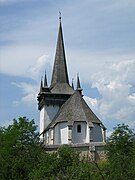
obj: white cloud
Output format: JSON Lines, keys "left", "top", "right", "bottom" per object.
{"left": 67, "top": 50, "right": 135, "bottom": 83}
{"left": 11, "top": 54, "right": 52, "bottom": 106}
{"left": 27, "top": 54, "right": 51, "bottom": 80}
{"left": 83, "top": 96, "right": 98, "bottom": 109}
{"left": 128, "top": 93, "right": 135, "bottom": 105}
{"left": 21, "top": 94, "right": 37, "bottom": 105}
{"left": 12, "top": 82, "right": 37, "bottom": 94}
{"left": 90, "top": 59, "right": 135, "bottom": 129}
{"left": 0, "top": 45, "right": 44, "bottom": 76}
{"left": 0, "top": 44, "right": 52, "bottom": 80}
{"left": 84, "top": 95, "right": 101, "bottom": 120}
{"left": 12, "top": 82, "right": 38, "bottom": 106}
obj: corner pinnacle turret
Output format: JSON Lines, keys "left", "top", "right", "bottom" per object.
{"left": 40, "top": 78, "right": 43, "bottom": 93}
{"left": 76, "top": 74, "right": 83, "bottom": 93}
{"left": 44, "top": 72, "right": 48, "bottom": 88}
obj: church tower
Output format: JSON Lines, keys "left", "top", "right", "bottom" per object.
{"left": 37, "top": 15, "right": 106, "bottom": 160}
{"left": 37, "top": 16, "right": 74, "bottom": 140}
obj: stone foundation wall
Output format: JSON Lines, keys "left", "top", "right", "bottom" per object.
{"left": 44, "top": 142, "right": 106, "bottom": 161}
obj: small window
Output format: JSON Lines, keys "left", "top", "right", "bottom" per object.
{"left": 77, "top": 124, "right": 81, "bottom": 133}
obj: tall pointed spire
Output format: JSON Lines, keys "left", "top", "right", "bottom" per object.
{"left": 51, "top": 14, "right": 69, "bottom": 88}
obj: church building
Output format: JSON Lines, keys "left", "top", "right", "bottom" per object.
{"left": 37, "top": 16, "right": 106, "bottom": 159}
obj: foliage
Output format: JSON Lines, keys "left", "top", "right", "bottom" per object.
{"left": 1, "top": 119, "right": 135, "bottom": 180}
{"left": 106, "top": 123, "right": 135, "bottom": 180}
{"left": 0, "top": 117, "right": 41, "bottom": 180}
{"left": 30, "top": 145, "right": 104, "bottom": 180}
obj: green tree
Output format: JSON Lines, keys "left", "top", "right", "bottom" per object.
{"left": 29, "top": 145, "right": 80, "bottom": 179}
{"left": 106, "top": 123, "right": 135, "bottom": 180}
{"left": 2, "top": 118, "right": 135, "bottom": 180}
{"left": 0, "top": 117, "right": 41, "bottom": 180}
{"left": 30, "top": 145, "right": 105, "bottom": 180}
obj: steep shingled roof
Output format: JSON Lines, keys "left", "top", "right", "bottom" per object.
{"left": 50, "top": 18, "right": 74, "bottom": 94}
{"left": 45, "top": 90, "right": 102, "bottom": 131}
{"left": 51, "top": 83, "right": 74, "bottom": 94}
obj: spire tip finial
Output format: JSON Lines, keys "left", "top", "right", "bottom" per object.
{"left": 59, "top": 11, "right": 61, "bottom": 21}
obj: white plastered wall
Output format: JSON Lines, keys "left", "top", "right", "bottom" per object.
{"left": 40, "top": 105, "right": 59, "bottom": 140}
{"left": 92, "top": 123, "right": 103, "bottom": 142}
{"left": 45, "top": 105, "right": 59, "bottom": 120}
{"left": 86, "top": 124, "right": 90, "bottom": 143}
{"left": 72, "top": 122, "right": 87, "bottom": 144}
{"left": 54, "top": 122, "right": 68, "bottom": 144}
{"left": 40, "top": 106, "right": 45, "bottom": 139}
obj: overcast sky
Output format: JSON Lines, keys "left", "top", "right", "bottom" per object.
{"left": 0, "top": 0, "right": 135, "bottom": 134}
